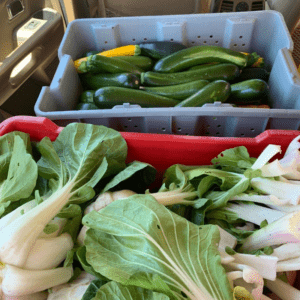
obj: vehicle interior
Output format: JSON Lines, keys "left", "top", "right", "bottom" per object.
{"left": 0, "top": 0, "right": 299, "bottom": 121}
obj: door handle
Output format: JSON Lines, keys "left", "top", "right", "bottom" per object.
{"left": 0, "top": 8, "right": 63, "bottom": 106}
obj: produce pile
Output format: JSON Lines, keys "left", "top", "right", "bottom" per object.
{"left": 74, "top": 42, "right": 271, "bottom": 110}
{"left": 0, "top": 122, "right": 300, "bottom": 299}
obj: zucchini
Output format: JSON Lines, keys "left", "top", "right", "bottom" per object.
{"left": 139, "top": 41, "right": 187, "bottom": 60}
{"left": 188, "top": 62, "right": 220, "bottom": 71}
{"left": 153, "top": 45, "right": 250, "bottom": 73}
{"left": 175, "top": 80, "right": 231, "bottom": 107}
{"left": 76, "top": 103, "right": 98, "bottom": 110}
{"left": 93, "top": 87, "right": 179, "bottom": 109}
{"left": 80, "top": 90, "right": 95, "bottom": 103}
{"left": 114, "top": 56, "right": 154, "bottom": 71}
{"left": 141, "top": 63, "right": 240, "bottom": 86}
{"left": 78, "top": 54, "right": 143, "bottom": 74}
{"left": 231, "top": 67, "right": 270, "bottom": 83}
{"left": 80, "top": 73, "right": 141, "bottom": 90}
{"left": 141, "top": 79, "right": 209, "bottom": 100}
{"left": 228, "top": 79, "right": 269, "bottom": 104}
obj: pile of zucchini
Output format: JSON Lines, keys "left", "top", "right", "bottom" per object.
{"left": 75, "top": 42, "right": 270, "bottom": 110}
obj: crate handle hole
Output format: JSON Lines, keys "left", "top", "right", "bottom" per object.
{"left": 207, "top": 125, "right": 210, "bottom": 128}
{"left": 170, "top": 38, "right": 174, "bottom": 42}
{"left": 127, "top": 118, "right": 132, "bottom": 121}
{"left": 191, "top": 41, "right": 195, "bottom": 44}
{"left": 197, "top": 36, "right": 201, "bottom": 38}
{"left": 241, "top": 133, "right": 245, "bottom": 136}
{"left": 242, "top": 44, "right": 246, "bottom": 46}
{"left": 234, "top": 44, "right": 237, "bottom": 47}
{"left": 213, "top": 117, "right": 217, "bottom": 120}
{"left": 144, "top": 38, "right": 147, "bottom": 41}
{"left": 215, "top": 41, "right": 219, "bottom": 44}
{"left": 210, "top": 35, "right": 213, "bottom": 38}
{"left": 124, "top": 126, "right": 128, "bottom": 129}
{"left": 205, "top": 132, "right": 210, "bottom": 135}
{"left": 162, "top": 128, "right": 166, "bottom": 131}
{"left": 217, "top": 124, "right": 221, "bottom": 128}
{"left": 251, "top": 128, "right": 255, "bottom": 131}
{"left": 177, "top": 127, "right": 181, "bottom": 131}
{"left": 134, "top": 125, "right": 138, "bottom": 128}
{"left": 239, "top": 36, "right": 243, "bottom": 39}
{"left": 216, "top": 132, "right": 220, "bottom": 135}
{"left": 203, "top": 41, "right": 207, "bottom": 44}
{"left": 105, "top": 41, "right": 108, "bottom": 44}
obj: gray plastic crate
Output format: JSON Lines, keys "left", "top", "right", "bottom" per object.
{"left": 34, "top": 10, "right": 300, "bottom": 137}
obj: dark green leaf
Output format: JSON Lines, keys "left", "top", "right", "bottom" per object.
{"left": 82, "top": 279, "right": 108, "bottom": 300}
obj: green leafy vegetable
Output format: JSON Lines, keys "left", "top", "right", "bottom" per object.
{"left": 0, "top": 134, "right": 38, "bottom": 217}
{"left": 83, "top": 194, "right": 232, "bottom": 300}
{"left": 76, "top": 246, "right": 108, "bottom": 281}
{"left": 82, "top": 279, "right": 108, "bottom": 300}
{"left": 102, "top": 161, "right": 156, "bottom": 193}
{"left": 90, "top": 281, "right": 171, "bottom": 300}
{"left": 260, "top": 219, "right": 268, "bottom": 228}
{"left": 0, "top": 123, "right": 127, "bottom": 268}
{"left": 211, "top": 146, "right": 256, "bottom": 171}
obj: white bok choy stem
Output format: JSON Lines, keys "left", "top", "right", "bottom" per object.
{"left": 2, "top": 291, "right": 48, "bottom": 299}
{"left": 24, "top": 233, "right": 73, "bottom": 270}
{"left": 259, "top": 159, "right": 300, "bottom": 179}
{"left": 230, "top": 193, "right": 290, "bottom": 206}
{"left": 0, "top": 182, "right": 73, "bottom": 267}
{"left": 265, "top": 277, "right": 300, "bottom": 300}
{"left": 289, "top": 180, "right": 300, "bottom": 185}
{"left": 276, "top": 256, "right": 300, "bottom": 272}
{"left": 0, "top": 264, "right": 73, "bottom": 297}
{"left": 0, "top": 200, "right": 37, "bottom": 232}
{"left": 240, "top": 210, "right": 300, "bottom": 252}
{"left": 272, "top": 243, "right": 300, "bottom": 261}
{"left": 232, "top": 253, "right": 277, "bottom": 281}
{"left": 284, "top": 135, "right": 300, "bottom": 157}
{"left": 267, "top": 203, "right": 300, "bottom": 213}
{"left": 225, "top": 262, "right": 265, "bottom": 300}
{"left": 279, "top": 149, "right": 300, "bottom": 178}
{"left": 219, "top": 248, "right": 277, "bottom": 281}
{"left": 226, "top": 271, "right": 243, "bottom": 289}
{"left": 251, "top": 145, "right": 282, "bottom": 170}
{"left": 251, "top": 177, "right": 300, "bottom": 205}
{"left": 224, "top": 203, "right": 286, "bottom": 225}
{"left": 218, "top": 226, "right": 237, "bottom": 250}
{"left": 47, "top": 272, "right": 97, "bottom": 300}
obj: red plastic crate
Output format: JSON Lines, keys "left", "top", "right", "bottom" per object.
{"left": 0, "top": 116, "right": 300, "bottom": 291}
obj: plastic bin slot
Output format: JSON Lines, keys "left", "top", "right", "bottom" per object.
{"left": 172, "top": 116, "right": 227, "bottom": 136}
{"left": 144, "top": 116, "right": 172, "bottom": 134}
{"left": 223, "top": 116, "right": 268, "bottom": 137}
{"left": 268, "top": 117, "right": 300, "bottom": 131}
{"left": 91, "top": 23, "right": 120, "bottom": 50}
{"left": 223, "top": 17, "right": 256, "bottom": 52}
{"left": 157, "top": 21, "right": 187, "bottom": 45}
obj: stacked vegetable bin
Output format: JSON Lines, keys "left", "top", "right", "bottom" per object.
{"left": 2, "top": 8, "right": 300, "bottom": 299}
{"left": 34, "top": 10, "right": 300, "bottom": 137}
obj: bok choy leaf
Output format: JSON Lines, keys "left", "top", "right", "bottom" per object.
{"left": 0, "top": 133, "right": 38, "bottom": 217}
{"left": 0, "top": 123, "right": 128, "bottom": 267}
{"left": 83, "top": 194, "right": 233, "bottom": 300}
